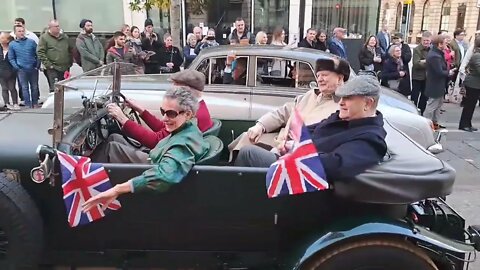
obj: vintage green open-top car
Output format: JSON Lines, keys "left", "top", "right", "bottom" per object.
{"left": 0, "top": 61, "right": 479, "bottom": 269}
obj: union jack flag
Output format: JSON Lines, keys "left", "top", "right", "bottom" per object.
{"left": 57, "top": 152, "right": 121, "bottom": 227}
{"left": 266, "top": 109, "right": 329, "bottom": 198}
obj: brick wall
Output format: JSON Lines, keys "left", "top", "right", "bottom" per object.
{"left": 379, "top": 0, "right": 479, "bottom": 44}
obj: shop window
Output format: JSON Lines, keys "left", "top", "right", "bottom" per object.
{"left": 0, "top": 0, "right": 52, "bottom": 32}
{"left": 56, "top": 0, "right": 124, "bottom": 33}
{"left": 421, "top": 0, "right": 430, "bottom": 31}
{"left": 253, "top": 0, "right": 289, "bottom": 40}
{"left": 184, "top": 0, "right": 252, "bottom": 45}
{"left": 147, "top": 7, "right": 171, "bottom": 38}
{"left": 456, "top": 4, "right": 466, "bottom": 30}
{"left": 312, "top": 0, "right": 381, "bottom": 38}
{"left": 439, "top": 0, "right": 451, "bottom": 32}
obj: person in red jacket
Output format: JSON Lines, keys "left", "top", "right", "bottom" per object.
{"left": 100, "top": 69, "right": 213, "bottom": 163}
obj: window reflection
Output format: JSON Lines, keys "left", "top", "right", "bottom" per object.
{"left": 254, "top": 0, "right": 289, "bottom": 40}
{"left": 312, "top": 0, "right": 380, "bottom": 38}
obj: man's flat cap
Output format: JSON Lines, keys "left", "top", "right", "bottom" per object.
{"left": 335, "top": 75, "right": 380, "bottom": 97}
{"left": 169, "top": 69, "right": 205, "bottom": 91}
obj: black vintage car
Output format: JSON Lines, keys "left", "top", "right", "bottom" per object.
{"left": 0, "top": 63, "right": 479, "bottom": 269}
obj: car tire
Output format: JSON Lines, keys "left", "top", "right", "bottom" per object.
{"left": 301, "top": 237, "right": 438, "bottom": 270}
{"left": 0, "top": 174, "right": 44, "bottom": 269}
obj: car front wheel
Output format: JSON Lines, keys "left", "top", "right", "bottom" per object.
{"left": 301, "top": 238, "right": 438, "bottom": 270}
{"left": 0, "top": 173, "right": 44, "bottom": 269}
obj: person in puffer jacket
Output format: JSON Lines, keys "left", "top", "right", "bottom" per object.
{"left": 8, "top": 25, "right": 39, "bottom": 108}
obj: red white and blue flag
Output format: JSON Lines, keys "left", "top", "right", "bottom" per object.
{"left": 266, "top": 109, "right": 329, "bottom": 198}
{"left": 57, "top": 152, "right": 121, "bottom": 227}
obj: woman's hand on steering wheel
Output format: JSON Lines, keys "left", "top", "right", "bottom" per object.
{"left": 107, "top": 103, "right": 129, "bottom": 125}
{"left": 125, "top": 98, "right": 145, "bottom": 115}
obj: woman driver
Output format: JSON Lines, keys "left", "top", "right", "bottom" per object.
{"left": 83, "top": 87, "right": 210, "bottom": 210}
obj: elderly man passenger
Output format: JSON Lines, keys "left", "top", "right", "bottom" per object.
{"left": 83, "top": 87, "right": 210, "bottom": 211}
{"left": 235, "top": 76, "right": 387, "bottom": 181}
{"left": 228, "top": 58, "right": 350, "bottom": 160}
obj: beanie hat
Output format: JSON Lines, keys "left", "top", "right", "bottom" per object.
{"left": 145, "top": 18, "right": 154, "bottom": 27}
{"left": 79, "top": 19, "right": 92, "bottom": 29}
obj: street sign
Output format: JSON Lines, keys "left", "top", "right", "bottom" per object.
{"left": 405, "top": 0, "right": 413, "bottom": 4}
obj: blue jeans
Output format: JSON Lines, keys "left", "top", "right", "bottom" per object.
{"left": 17, "top": 69, "right": 39, "bottom": 107}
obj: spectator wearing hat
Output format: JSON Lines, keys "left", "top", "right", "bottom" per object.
{"left": 102, "top": 69, "right": 213, "bottom": 157}
{"left": 141, "top": 18, "right": 162, "bottom": 74}
{"left": 328, "top": 28, "right": 347, "bottom": 59}
{"left": 228, "top": 58, "right": 350, "bottom": 161}
{"left": 235, "top": 75, "right": 387, "bottom": 183}
{"left": 76, "top": 19, "right": 104, "bottom": 72}
{"left": 386, "top": 33, "right": 412, "bottom": 68}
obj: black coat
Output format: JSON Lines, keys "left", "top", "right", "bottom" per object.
{"left": 298, "top": 38, "right": 316, "bottom": 49}
{"left": 140, "top": 32, "right": 163, "bottom": 64}
{"left": 307, "top": 111, "right": 387, "bottom": 182}
{"left": 158, "top": 45, "right": 183, "bottom": 73}
{"left": 358, "top": 46, "right": 383, "bottom": 72}
{"left": 425, "top": 47, "right": 450, "bottom": 99}
{"left": 385, "top": 43, "right": 412, "bottom": 67}
{"left": 381, "top": 58, "right": 411, "bottom": 96}
{"left": 0, "top": 50, "right": 15, "bottom": 79}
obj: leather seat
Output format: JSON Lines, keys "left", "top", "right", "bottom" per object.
{"left": 203, "top": 119, "right": 222, "bottom": 137}
{"left": 197, "top": 135, "right": 224, "bottom": 165}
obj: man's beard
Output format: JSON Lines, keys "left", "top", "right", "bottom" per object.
{"left": 85, "top": 28, "right": 93, "bottom": 34}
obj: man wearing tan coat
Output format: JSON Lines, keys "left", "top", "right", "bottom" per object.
{"left": 229, "top": 58, "right": 351, "bottom": 160}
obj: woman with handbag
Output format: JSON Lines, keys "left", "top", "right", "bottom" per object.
{"left": 381, "top": 45, "right": 409, "bottom": 96}
{"left": 358, "top": 35, "right": 383, "bottom": 73}
{"left": 458, "top": 37, "right": 480, "bottom": 132}
{"left": 158, "top": 33, "right": 183, "bottom": 74}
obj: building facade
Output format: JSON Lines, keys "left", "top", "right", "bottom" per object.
{"left": 379, "top": 0, "right": 480, "bottom": 43}
{"left": 0, "top": 0, "right": 382, "bottom": 45}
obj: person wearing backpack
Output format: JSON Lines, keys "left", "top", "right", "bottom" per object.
{"left": 75, "top": 19, "right": 104, "bottom": 72}
{"left": 37, "top": 20, "right": 73, "bottom": 92}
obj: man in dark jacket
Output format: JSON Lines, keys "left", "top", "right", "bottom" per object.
{"left": 228, "top": 17, "right": 255, "bottom": 44}
{"left": 141, "top": 19, "right": 162, "bottom": 74}
{"left": 37, "top": 20, "right": 73, "bottom": 92}
{"left": 411, "top": 31, "right": 432, "bottom": 114}
{"left": 298, "top": 28, "right": 317, "bottom": 49}
{"left": 425, "top": 34, "right": 455, "bottom": 129}
{"left": 76, "top": 19, "right": 105, "bottom": 73}
{"left": 235, "top": 75, "right": 387, "bottom": 182}
{"left": 328, "top": 28, "right": 348, "bottom": 59}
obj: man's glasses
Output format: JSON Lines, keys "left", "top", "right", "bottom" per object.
{"left": 160, "top": 108, "right": 184, "bottom": 119}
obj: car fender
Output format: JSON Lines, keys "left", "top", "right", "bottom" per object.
{"left": 294, "top": 219, "right": 475, "bottom": 269}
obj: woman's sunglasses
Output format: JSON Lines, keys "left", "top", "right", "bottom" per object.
{"left": 160, "top": 108, "right": 185, "bottom": 119}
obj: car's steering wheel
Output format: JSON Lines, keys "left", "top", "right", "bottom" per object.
{"left": 111, "top": 92, "right": 143, "bottom": 148}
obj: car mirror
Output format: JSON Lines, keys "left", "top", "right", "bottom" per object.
{"left": 309, "top": 81, "right": 318, "bottom": 89}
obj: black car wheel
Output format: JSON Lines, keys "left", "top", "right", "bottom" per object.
{"left": 0, "top": 174, "right": 44, "bottom": 269}
{"left": 302, "top": 238, "right": 438, "bottom": 270}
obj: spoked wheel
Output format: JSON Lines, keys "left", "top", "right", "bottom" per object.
{"left": 301, "top": 238, "right": 438, "bottom": 270}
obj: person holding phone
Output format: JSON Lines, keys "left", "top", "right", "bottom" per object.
{"left": 195, "top": 28, "right": 219, "bottom": 55}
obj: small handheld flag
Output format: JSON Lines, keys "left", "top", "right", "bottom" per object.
{"left": 57, "top": 152, "right": 121, "bottom": 227}
{"left": 266, "top": 109, "right": 329, "bottom": 198}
